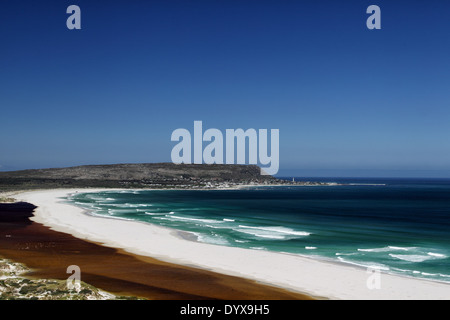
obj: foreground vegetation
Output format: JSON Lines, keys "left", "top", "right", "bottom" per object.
{"left": 0, "top": 258, "right": 139, "bottom": 300}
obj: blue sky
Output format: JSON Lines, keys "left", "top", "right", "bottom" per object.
{"left": 1, "top": 0, "right": 449, "bottom": 177}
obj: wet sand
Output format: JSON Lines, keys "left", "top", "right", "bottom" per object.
{"left": 0, "top": 202, "right": 312, "bottom": 300}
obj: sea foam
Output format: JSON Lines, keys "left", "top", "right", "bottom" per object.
{"left": 358, "top": 246, "right": 413, "bottom": 253}
{"left": 389, "top": 254, "right": 434, "bottom": 263}
{"left": 234, "top": 225, "right": 310, "bottom": 240}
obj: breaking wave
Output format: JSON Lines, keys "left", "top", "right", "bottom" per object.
{"left": 233, "top": 225, "right": 310, "bottom": 240}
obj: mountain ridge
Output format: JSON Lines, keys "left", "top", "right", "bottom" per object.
{"left": 0, "top": 163, "right": 281, "bottom": 191}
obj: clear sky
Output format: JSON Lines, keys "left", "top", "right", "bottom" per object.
{"left": 1, "top": 0, "right": 449, "bottom": 177}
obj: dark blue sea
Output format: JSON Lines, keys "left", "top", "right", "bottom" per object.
{"left": 68, "top": 178, "right": 450, "bottom": 283}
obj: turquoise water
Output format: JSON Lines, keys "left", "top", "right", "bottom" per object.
{"left": 68, "top": 178, "right": 450, "bottom": 283}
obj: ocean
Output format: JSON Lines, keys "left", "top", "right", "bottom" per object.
{"left": 67, "top": 178, "right": 450, "bottom": 283}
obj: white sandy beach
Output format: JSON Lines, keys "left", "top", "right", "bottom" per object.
{"left": 15, "top": 188, "right": 450, "bottom": 300}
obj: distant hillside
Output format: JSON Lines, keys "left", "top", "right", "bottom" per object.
{"left": 0, "top": 163, "right": 280, "bottom": 191}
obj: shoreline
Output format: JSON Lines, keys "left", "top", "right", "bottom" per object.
{"left": 62, "top": 188, "right": 450, "bottom": 286}
{"left": 0, "top": 198, "right": 311, "bottom": 300}
{"left": 68, "top": 190, "right": 433, "bottom": 285}
{"left": 15, "top": 188, "right": 450, "bottom": 300}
